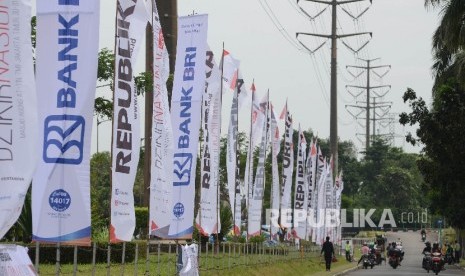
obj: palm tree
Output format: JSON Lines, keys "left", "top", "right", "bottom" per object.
{"left": 425, "top": 0, "right": 465, "bottom": 90}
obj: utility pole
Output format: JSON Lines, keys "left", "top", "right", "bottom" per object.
{"left": 346, "top": 58, "right": 390, "bottom": 149}
{"left": 143, "top": 1, "right": 178, "bottom": 207}
{"left": 156, "top": 0, "right": 178, "bottom": 73}
{"left": 297, "top": 0, "right": 371, "bottom": 174}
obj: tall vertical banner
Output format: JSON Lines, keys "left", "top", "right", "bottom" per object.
{"left": 233, "top": 77, "right": 246, "bottom": 235}
{"left": 168, "top": 14, "right": 208, "bottom": 239}
{"left": 244, "top": 91, "right": 267, "bottom": 211}
{"left": 335, "top": 172, "right": 344, "bottom": 245}
{"left": 270, "top": 106, "right": 281, "bottom": 239}
{"left": 227, "top": 90, "right": 239, "bottom": 234}
{"left": 292, "top": 127, "right": 307, "bottom": 239}
{"left": 227, "top": 75, "right": 246, "bottom": 235}
{"left": 306, "top": 140, "right": 317, "bottom": 240}
{"left": 247, "top": 99, "right": 268, "bottom": 237}
{"left": 149, "top": 1, "right": 173, "bottom": 239}
{"left": 33, "top": 0, "right": 100, "bottom": 245}
{"left": 312, "top": 148, "right": 325, "bottom": 243}
{"left": 110, "top": 0, "right": 148, "bottom": 242}
{"left": 280, "top": 106, "right": 293, "bottom": 214}
{"left": 195, "top": 48, "right": 221, "bottom": 236}
{"left": 0, "top": 0, "right": 37, "bottom": 239}
{"left": 315, "top": 156, "right": 326, "bottom": 245}
{"left": 323, "top": 158, "right": 334, "bottom": 241}
{"left": 243, "top": 91, "right": 255, "bottom": 209}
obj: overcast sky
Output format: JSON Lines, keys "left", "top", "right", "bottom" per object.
{"left": 93, "top": 0, "right": 440, "bottom": 155}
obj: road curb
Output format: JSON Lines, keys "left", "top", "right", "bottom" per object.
{"left": 332, "top": 265, "right": 358, "bottom": 276}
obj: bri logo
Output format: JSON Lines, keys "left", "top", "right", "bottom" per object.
{"left": 173, "top": 152, "right": 192, "bottom": 186}
{"left": 43, "top": 115, "right": 85, "bottom": 165}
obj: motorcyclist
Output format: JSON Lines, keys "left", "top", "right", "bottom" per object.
{"left": 432, "top": 242, "right": 441, "bottom": 253}
{"left": 432, "top": 242, "right": 445, "bottom": 270}
{"left": 446, "top": 243, "right": 455, "bottom": 263}
{"left": 388, "top": 242, "right": 401, "bottom": 266}
{"left": 421, "top": 228, "right": 426, "bottom": 241}
{"left": 423, "top": 241, "right": 432, "bottom": 254}
{"left": 422, "top": 241, "right": 432, "bottom": 268}
{"left": 357, "top": 242, "right": 370, "bottom": 266}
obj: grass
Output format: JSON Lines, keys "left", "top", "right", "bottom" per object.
{"left": 36, "top": 247, "right": 358, "bottom": 275}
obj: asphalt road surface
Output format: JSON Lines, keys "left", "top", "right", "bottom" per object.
{"left": 346, "top": 231, "right": 465, "bottom": 276}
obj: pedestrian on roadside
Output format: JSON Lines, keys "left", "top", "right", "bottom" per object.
{"left": 345, "top": 240, "right": 352, "bottom": 262}
{"left": 454, "top": 240, "right": 461, "bottom": 263}
{"left": 321, "top": 236, "right": 335, "bottom": 272}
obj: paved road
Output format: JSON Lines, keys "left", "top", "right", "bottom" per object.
{"left": 346, "top": 231, "right": 465, "bottom": 276}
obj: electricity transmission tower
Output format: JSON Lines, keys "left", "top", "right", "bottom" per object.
{"left": 345, "top": 58, "right": 390, "bottom": 150}
{"left": 378, "top": 112, "right": 404, "bottom": 147}
{"left": 296, "top": 0, "right": 371, "bottom": 174}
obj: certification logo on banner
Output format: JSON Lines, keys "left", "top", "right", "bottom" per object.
{"left": 173, "top": 202, "right": 185, "bottom": 219}
{"left": 48, "top": 189, "right": 71, "bottom": 212}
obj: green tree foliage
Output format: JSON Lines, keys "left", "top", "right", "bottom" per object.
{"left": 90, "top": 152, "right": 111, "bottom": 232}
{"left": 424, "top": 0, "right": 465, "bottom": 90}
{"left": 400, "top": 81, "right": 465, "bottom": 228}
{"left": 354, "top": 139, "right": 424, "bottom": 213}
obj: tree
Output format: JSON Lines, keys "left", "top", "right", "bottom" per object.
{"left": 400, "top": 82, "right": 465, "bottom": 228}
{"left": 424, "top": 0, "right": 465, "bottom": 90}
{"left": 90, "top": 152, "right": 112, "bottom": 233}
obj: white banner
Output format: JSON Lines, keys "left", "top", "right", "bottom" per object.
{"left": 149, "top": 1, "right": 173, "bottom": 239}
{"left": 0, "top": 0, "right": 37, "bottom": 240}
{"left": 195, "top": 49, "right": 221, "bottom": 236}
{"left": 221, "top": 50, "right": 239, "bottom": 91}
{"left": 312, "top": 147, "right": 325, "bottom": 243}
{"left": 33, "top": 0, "right": 100, "bottom": 245}
{"left": 247, "top": 101, "right": 268, "bottom": 237}
{"left": 243, "top": 91, "right": 254, "bottom": 209}
{"left": 110, "top": 0, "right": 148, "bottom": 242}
{"left": 315, "top": 156, "right": 326, "bottom": 245}
{"left": 226, "top": 89, "right": 239, "bottom": 234}
{"left": 292, "top": 127, "right": 307, "bottom": 239}
{"left": 227, "top": 75, "right": 247, "bottom": 236}
{"left": 280, "top": 105, "right": 294, "bottom": 213}
{"left": 243, "top": 90, "right": 266, "bottom": 210}
{"left": 0, "top": 245, "right": 36, "bottom": 276}
{"left": 168, "top": 14, "right": 208, "bottom": 239}
{"left": 233, "top": 77, "right": 247, "bottom": 235}
{"left": 335, "top": 172, "right": 344, "bottom": 245}
{"left": 305, "top": 140, "right": 317, "bottom": 240}
{"left": 270, "top": 106, "right": 281, "bottom": 239}
{"left": 179, "top": 244, "right": 199, "bottom": 276}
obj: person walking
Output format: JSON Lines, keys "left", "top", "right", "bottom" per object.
{"left": 454, "top": 240, "right": 461, "bottom": 263}
{"left": 321, "top": 236, "right": 335, "bottom": 271}
{"left": 345, "top": 240, "right": 352, "bottom": 262}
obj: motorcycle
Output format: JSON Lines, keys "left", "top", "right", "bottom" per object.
{"left": 362, "top": 254, "right": 376, "bottom": 269}
{"left": 423, "top": 252, "right": 432, "bottom": 272}
{"left": 388, "top": 251, "right": 401, "bottom": 269}
{"left": 431, "top": 252, "right": 443, "bottom": 275}
{"left": 422, "top": 233, "right": 426, "bottom": 242}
